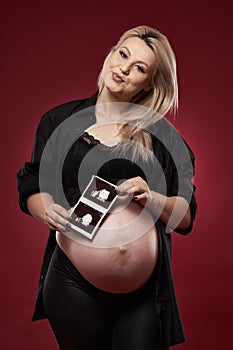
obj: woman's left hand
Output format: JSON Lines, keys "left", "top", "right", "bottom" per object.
{"left": 117, "top": 177, "right": 191, "bottom": 230}
{"left": 116, "top": 176, "right": 152, "bottom": 207}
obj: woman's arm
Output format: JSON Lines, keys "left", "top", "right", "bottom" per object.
{"left": 27, "top": 192, "right": 70, "bottom": 231}
{"left": 117, "top": 176, "right": 191, "bottom": 230}
{"left": 145, "top": 191, "right": 191, "bottom": 230}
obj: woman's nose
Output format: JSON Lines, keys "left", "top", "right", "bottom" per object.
{"left": 120, "top": 66, "right": 130, "bottom": 76}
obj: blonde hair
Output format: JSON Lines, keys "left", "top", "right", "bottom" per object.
{"left": 97, "top": 25, "right": 178, "bottom": 162}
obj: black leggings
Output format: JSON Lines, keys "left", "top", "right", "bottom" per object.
{"left": 43, "top": 245, "right": 161, "bottom": 350}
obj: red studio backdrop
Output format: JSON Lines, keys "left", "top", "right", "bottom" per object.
{"left": 1, "top": 1, "right": 232, "bottom": 349}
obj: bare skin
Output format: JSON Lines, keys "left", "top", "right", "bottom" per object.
{"left": 56, "top": 196, "right": 159, "bottom": 293}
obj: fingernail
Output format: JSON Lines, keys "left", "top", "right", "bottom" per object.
{"left": 65, "top": 223, "right": 71, "bottom": 232}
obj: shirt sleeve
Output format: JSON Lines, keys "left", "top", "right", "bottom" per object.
{"left": 16, "top": 111, "right": 56, "bottom": 215}
{"left": 150, "top": 119, "right": 197, "bottom": 236}
{"left": 171, "top": 158, "right": 197, "bottom": 235}
{"left": 169, "top": 136, "right": 197, "bottom": 235}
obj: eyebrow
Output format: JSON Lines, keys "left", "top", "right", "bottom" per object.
{"left": 121, "top": 46, "right": 149, "bottom": 68}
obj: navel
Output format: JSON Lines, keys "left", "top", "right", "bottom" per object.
{"left": 118, "top": 246, "right": 127, "bottom": 254}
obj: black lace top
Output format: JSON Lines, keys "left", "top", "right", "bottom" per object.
{"left": 62, "top": 131, "right": 148, "bottom": 206}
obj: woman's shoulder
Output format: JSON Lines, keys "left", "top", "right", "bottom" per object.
{"left": 36, "top": 92, "right": 98, "bottom": 135}
{"left": 33, "top": 100, "right": 84, "bottom": 142}
{"left": 40, "top": 96, "right": 91, "bottom": 128}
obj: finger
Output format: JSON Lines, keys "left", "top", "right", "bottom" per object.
{"left": 46, "top": 222, "right": 57, "bottom": 230}
{"left": 45, "top": 213, "right": 57, "bottom": 227}
{"left": 52, "top": 204, "right": 70, "bottom": 220}
{"left": 46, "top": 217, "right": 68, "bottom": 232}
{"left": 126, "top": 185, "right": 142, "bottom": 195}
{"left": 134, "top": 193, "right": 147, "bottom": 200}
{"left": 56, "top": 222, "right": 69, "bottom": 232}
{"left": 133, "top": 192, "right": 152, "bottom": 206}
{"left": 117, "top": 180, "right": 133, "bottom": 194}
{"left": 46, "top": 212, "right": 69, "bottom": 230}
{"left": 117, "top": 176, "right": 148, "bottom": 193}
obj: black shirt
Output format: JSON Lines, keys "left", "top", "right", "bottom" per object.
{"left": 16, "top": 91, "right": 197, "bottom": 347}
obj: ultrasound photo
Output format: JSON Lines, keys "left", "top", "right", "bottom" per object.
{"left": 82, "top": 175, "right": 117, "bottom": 210}
{"left": 69, "top": 202, "right": 104, "bottom": 236}
{"left": 68, "top": 175, "right": 118, "bottom": 239}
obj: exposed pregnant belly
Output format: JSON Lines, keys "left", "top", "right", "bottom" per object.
{"left": 56, "top": 199, "right": 158, "bottom": 293}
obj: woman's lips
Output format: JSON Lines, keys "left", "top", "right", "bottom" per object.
{"left": 112, "top": 72, "right": 124, "bottom": 83}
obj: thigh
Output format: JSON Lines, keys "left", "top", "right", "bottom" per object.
{"left": 43, "top": 262, "right": 113, "bottom": 350}
{"left": 112, "top": 293, "right": 160, "bottom": 350}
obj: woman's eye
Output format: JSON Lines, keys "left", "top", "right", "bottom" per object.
{"left": 136, "top": 65, "right": 145, "bottom": 73}
{"left": 119, "top": 50, "right": 127, "bottom": 58}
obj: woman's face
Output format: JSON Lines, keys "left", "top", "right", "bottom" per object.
{"left": 102, "top": 37, "right": 156, "bottom": 102}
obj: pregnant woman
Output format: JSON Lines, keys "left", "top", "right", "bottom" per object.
{"left": 17, "top": 25, "right": 197, "bottom": 350}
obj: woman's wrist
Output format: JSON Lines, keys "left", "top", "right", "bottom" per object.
{"left": 27, "top": 192, "right": 54, "bottom": 224}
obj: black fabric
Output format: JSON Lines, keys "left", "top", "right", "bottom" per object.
{"left": 43, "top": 245, "right": 160, "bottom": 350}
{"left": 62, "top": 131, "right": 148, "bottom": 207}
{"left": 16, "top": 91, "right": 197, "bottom": 347}
{"left": 16, "top": 95, "right": 96, "bottom": 214}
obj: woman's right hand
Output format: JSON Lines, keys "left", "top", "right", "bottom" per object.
{"left": 27, "top": 192, "right": 71, "bottom": 232}
{"left": 44, "top": 203, "right": 71, "bottom": 232}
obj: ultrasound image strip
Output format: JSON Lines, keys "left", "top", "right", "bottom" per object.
{"left": 68, "top": 175, "right": 118, "bottom": 240}
{"left": 82, "top": 175, "right": 118, "bottom": 210}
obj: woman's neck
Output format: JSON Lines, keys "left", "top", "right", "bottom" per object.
{"left": 96, "top": 89, "right": 130, "bottom": 123}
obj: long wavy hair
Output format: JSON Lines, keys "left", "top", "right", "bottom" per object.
{"left": 97, "top": 25, "right": 178, "bottom": 162}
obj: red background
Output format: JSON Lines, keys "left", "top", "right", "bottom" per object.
{"left": 1, "top": 1, "right": 232, "bottom": 349}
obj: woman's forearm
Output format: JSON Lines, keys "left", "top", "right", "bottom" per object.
{"left": 147, "top": 192, "right": 191, "bottom": 230}
{"left": 27, "top": 192, "right": 70, "bottom": 231}
{"left": 117, "top": 176, "right": 192, "bottom": 231}
{"left": 27, "top": 192, "right": 54, "bottom": 224}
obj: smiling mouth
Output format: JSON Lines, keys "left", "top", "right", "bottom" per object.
{"left": 112, "top": 72, "right": 124, "bottom": 83}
